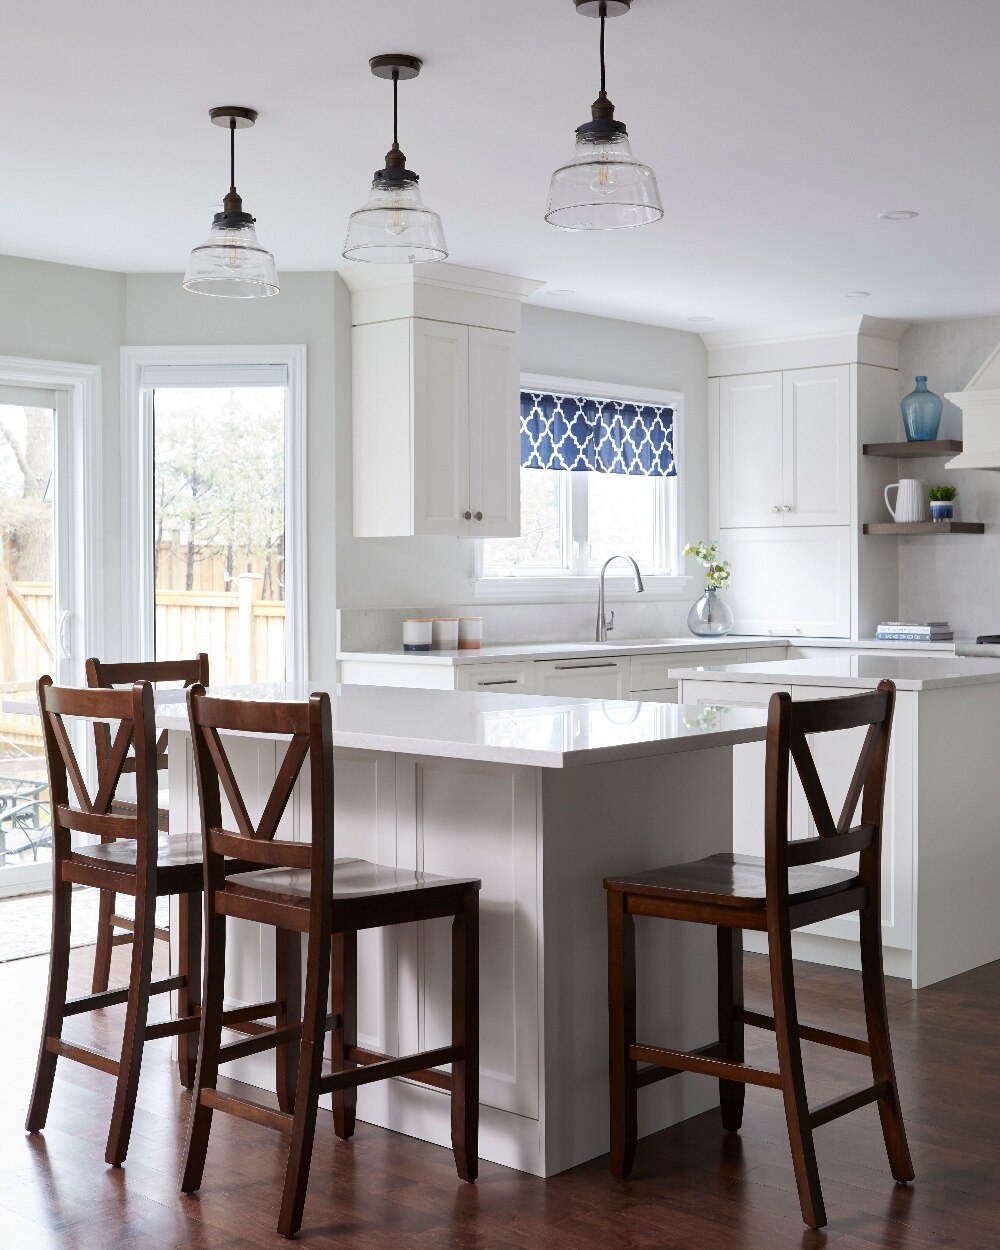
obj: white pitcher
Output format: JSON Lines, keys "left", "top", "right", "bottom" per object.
{"left": 884, "top": 479, "right": 926, "bottom": 523}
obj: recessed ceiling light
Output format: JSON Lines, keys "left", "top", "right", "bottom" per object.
{"left": 845, "top": 290, "right": 871, "bottom": 298}
{"left": 879, "top": 210, "right": 919, "bottom": 220}
{"left": 687, "top": 315, "right": 715, "bottom": 323}
{"left": 545, "top": 289, "right": 576, "bottom": 297}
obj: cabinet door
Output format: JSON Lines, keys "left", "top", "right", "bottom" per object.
{"left": 782, "top": 366, "right": 851, "bottom": 526}
{"left": 412, "top": 319, "right": 471, "bottom": 536}
{"left": 468, "top": 327, "right": 520, "bottom": 537}
{"left": 718, "top": 372, "right": 784, "bottom": 528}
{"left": 533, "top": 657, "right": 630, "bottom": 698}
{"left": 725, "top": 526, "right": 851, "bottom": 638}
{"left": 629, "top": 649, "right": 745, "bottom": 692}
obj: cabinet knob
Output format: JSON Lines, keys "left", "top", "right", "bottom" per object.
{"left": 782, "top": 504, "right": 792, "bottom": 512}
{"left": 474, "top": 511, "right": 483, "bottom": 521}
{"left": 462, "top": 510, "right": 473, "bottom": 520}
{"left": 771, "top": 505, "right": 780, "bottom": 513}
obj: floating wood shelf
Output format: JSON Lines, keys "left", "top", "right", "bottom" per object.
{"left": 862, "top": 439, "right": 963, "bottom": 459}
{"left": 863, "top": 521, "right": 984, "bottom": 536}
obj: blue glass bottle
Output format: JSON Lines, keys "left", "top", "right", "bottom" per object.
{"left": 901, "top": 376, "right": 942, "bottom": 442}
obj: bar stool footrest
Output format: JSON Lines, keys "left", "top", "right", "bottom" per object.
{"left": 630, "top": 1040, "right": 783, "bottom": 1089}
{"left": 322, "top": 1045, "right": 459, "bottom": 1094}
{"left": 809, "top": 1081, "right": 891, "bottom": 1129}
{"left": 738, "top": 1008, "right": 871, "bottom": 1056}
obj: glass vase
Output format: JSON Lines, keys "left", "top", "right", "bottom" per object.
{"left": 687, "top": 586, "right": 734, "bottom": 637}
{"left": 901, "top": 376, "right": 942, "bottom": 442}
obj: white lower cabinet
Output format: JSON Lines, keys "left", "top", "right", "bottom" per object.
{"left": 533, "top": 657, "right": 630, "bottom": 698}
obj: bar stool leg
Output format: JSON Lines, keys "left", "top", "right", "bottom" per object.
{"left": 106, "top": 884, "right": 156, "bottom": 1166}
{"left": 607, "top": 890, "right": 638, "bottom": 1179}
{"left": 275, "top": 928, "right": 302, "bottom": 1115}
{"left": 859, "top": 897, "right": 914, "bottom": 1182}
{"left": 331, "top": 930, "right": 357, "bottom": 1140}
{"left": 26, "top": 874, "right": 73, "bottom": 1132}
{"left": 181, "top": 900, "right": 227, "bottom": 1193}
{"left": 717, "top": 926, "right": 745, "bottom": 1132}
{"left": 768, "top": 923, "right": 826, "bottom": 1229}
{"left": 92, "top": 888, "right": 116, "bottom": 993}
{"left": 451, "top": 890, "right": 479, "bottom": 1182}
{"left": 278, "top": 925, "right": 332, "bottom": 1238}
{"left": 176, "top": 892, "right": 202, "bottom": 1090}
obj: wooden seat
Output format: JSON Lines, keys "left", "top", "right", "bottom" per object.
{"left": 180, "top": 688, "right": 481, "bottom": 1239}
{"left": 605, "top": 681, "right": 914, "bottom": 1231}
{"left": 85, "top": 655, "right": 209, "bottom": 994}
{"left": 25, "top": 676, "right": 295, "bottom": 1167}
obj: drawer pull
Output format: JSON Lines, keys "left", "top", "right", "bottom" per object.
{"left": 478, "top": 678, "right": 519, "bottom": 687}
{"left": 553, "top": 662, "right": 618, "bottom": 671}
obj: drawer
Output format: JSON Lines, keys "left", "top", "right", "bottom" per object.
{"left": 533, "top": 656, "right": 630, "bottom": 699}
{"left": 632, "top": 686, "right": 678, "bottom": 704}
{"left": 455, "top": 662, "right": 532, "bottom": 693}
{"left": 633, "top": 647, "right": 745, "bottom": 690}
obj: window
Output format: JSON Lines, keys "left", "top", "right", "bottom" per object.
{"left": 122, "top": 347, "right": 307, "bottom": 683}
{"left": 481, "top": 377, "right": 681, "bottom": 586}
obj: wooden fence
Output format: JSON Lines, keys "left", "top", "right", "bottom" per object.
{"left": 0, "top": 576, "right": 286, "bottom": 752}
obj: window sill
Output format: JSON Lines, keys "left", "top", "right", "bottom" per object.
{"left": 473, "top": 574, "right": 695, "bottom": 604}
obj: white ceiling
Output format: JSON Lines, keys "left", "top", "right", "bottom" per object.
{"left": 4, "top": 0, "right": 1000, "bottom": 331}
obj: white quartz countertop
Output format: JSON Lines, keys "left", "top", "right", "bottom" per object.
{"left": 669, "top": 655, "right": 1000, "bottom": 691}
{"left": 148, "top": 682, "right": 768, "bottom": 768}
{"left": 338, "top": 635, "right": 789, "bottom": 667}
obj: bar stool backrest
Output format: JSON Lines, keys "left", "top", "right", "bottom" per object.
{"left": 37, "top": 676, "right": 160, "bottom": 866}
{"left": 185, "top": 686, "right": 334, "bottom": 907}
{"left": 763, "top": 680, "right": 896, "bottom": 910}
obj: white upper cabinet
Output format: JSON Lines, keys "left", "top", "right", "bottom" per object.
{"left": 348, "top": 264, "right": 541, "bottom": 539}
{"left": 782, "top": 366, "right": 851, "bottom": 526}
{"left": 719, "top": 372, "right": 784, "bottom": 528}
{"left": 719, "top": 365, "right": 851, "bottom": 529}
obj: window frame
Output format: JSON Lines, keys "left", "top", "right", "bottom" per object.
{"left": 120, "top": 344, "right": 308, "bottom": 682}
{"left": 475, "top": 372, "right": 691, "bottom": 602}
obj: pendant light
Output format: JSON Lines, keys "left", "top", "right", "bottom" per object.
{"left": 183, "top": 106, "right": 279, "bottom": 298}
{"left": 342, "top": 55, "right": 447, "bottom": 264}
{"left": 546, "top": 0, "right": 663, "bottom": 231}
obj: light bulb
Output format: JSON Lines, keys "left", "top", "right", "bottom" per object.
{"left": 384, "top": 189, "right": 408, "bottom": 237}
{"left": 590, "top": 158, "right": 616, "bottom": 197}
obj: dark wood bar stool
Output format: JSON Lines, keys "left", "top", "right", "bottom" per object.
{"left": 26, "top": 676, "right": 291, "bottom": 1166}
{"left": 604, "top": 681, "right": 913, "bottom": 1230}
{"left": 180, "top": 687, "right": 481, "bottom": 1239}
{"left": 86, "top": 654, "right": 209, "bottom": 996}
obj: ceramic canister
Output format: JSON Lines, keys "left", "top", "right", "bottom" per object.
{"left": 402, "top": 618, "right": 433, "bottom": 652}
{"left": 432, "top": 618, "right": 459, "bottom": 650}
{"left": 458, "top": 617, "right": 483, "bottom": 650}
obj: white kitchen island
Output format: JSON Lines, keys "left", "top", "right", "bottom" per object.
{"left": 672, "top": 655, "right": 1000, "bottom": 990}
{"left": 155, "top": 683, "right": 768, "bottom": 1178}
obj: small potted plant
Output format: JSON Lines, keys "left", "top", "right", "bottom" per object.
{"left": 927, "top": 484, "right": 958, "bottom": 522}
{"left": 683, "top": 540, "right": 734, "bottom": 637}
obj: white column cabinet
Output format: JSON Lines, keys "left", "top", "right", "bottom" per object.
{"left": 468, "top": 327, "right": 520, "bottom": 537}
{"left": 718, "top": 372, "right": 785, "bottom": 529}
{"left": 412, "top": 319, "right": 471, "bottom": 535}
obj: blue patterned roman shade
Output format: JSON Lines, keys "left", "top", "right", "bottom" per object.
{"left": 519, "top": 390, "right": 676, "bottom": 477}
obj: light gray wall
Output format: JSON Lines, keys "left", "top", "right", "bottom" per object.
{"left": 123, "top": 271, "right": 340, "bottom": 681}
{"left": 334, "top": 300, "right": 709, "bottom": 612}
{"left": 0, "top": 254, "right": 126, "bottom": 653}
{"left": 897, "top": 315, "right": 1000, "bottom": 638}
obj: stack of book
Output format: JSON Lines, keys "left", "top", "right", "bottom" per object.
{"left": 875, "top": 620, "right": 954, "bottom": 642}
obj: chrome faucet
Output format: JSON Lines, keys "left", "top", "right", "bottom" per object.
{"left": 596, "top": 554, "right": 645, "bottom": 642}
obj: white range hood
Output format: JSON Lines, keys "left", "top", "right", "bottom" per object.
{"left": 945, "top": 340, "right": 1000, "bottom": 469}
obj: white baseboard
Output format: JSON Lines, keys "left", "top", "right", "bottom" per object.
{"left": 742, "top": 931, "right": 912, "bottom": 983}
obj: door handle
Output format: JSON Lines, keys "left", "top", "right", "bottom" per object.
{"left": 462, "top": 510, "right": 473, "bottom": 520}
{"left": 474, "top": 511, "right": 483, "bottom": 521}
{"left": 478, "top": 678, "right": 518, "bottom": 687}
{"left": 58, "top": 610, "right": 71, "bottom": 659}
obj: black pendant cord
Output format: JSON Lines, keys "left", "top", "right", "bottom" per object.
{"left": 393, "top": 70, "right": 399, "bottom": 147}
{"left": 229, "top": 117, "right": 237, "bottom": 194}
{"left": 599, "top": 7, "right": 606, "bottom": 94}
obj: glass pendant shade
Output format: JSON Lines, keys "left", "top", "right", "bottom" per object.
{"left": 343, "top": 176, "right": 447, "bottom": 264}
{"left": 183, "top": 218, "right": 279, "bottom": 298}
{"left": 546, "top": 130, "right": 664, "bottom": 231}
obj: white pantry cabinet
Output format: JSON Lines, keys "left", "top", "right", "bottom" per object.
{"left": 718, "top": 365, "right": 851, "bottom": 530}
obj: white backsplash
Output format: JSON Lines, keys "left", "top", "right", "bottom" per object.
{"left": 337, "top": 599, "right": 696, "bottom": 653}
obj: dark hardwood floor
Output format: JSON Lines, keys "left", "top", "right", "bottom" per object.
{"left": 2, "top": 935, "right": 997, "bottom": 1248}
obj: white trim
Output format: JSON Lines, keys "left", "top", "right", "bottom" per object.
{"left": 0, "top": 354, "right": 103, "bottom": 675}
{"left": 120, "top": 345, "right": 309, "bottom": 681}
{"left": 476, "top": 372, "right": 685, "bottom": 599}
{"left": 699, "top": 315, "right": 908, "bottom": 352}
